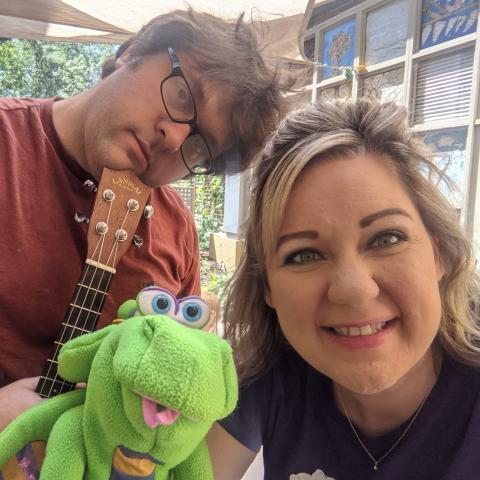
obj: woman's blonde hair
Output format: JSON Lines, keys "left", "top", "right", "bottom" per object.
{"left": 223, "top": 98, "right": 480, "bottom": 385}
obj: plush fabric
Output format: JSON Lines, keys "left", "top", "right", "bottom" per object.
{"left": 0, "top": 287, "right": 238, "bottom": 479}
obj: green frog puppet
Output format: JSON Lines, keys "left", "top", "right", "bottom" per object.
{"left": 0, "top": 287, "right": 238, "bottom": 479}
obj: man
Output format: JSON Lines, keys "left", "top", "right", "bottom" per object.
{"left": 0, "top": 8, "right": 292, "bottom": 430}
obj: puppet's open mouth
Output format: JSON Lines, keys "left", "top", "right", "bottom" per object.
{"left": 142, "top": 396, "right": 180, "bottom": 428}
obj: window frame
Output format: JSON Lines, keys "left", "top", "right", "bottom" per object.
{"left": 300, "top": 0, "right": 480, "bottom": 245}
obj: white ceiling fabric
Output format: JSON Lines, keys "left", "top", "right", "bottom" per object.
{"left": 0, "top": 1, "right": 307, "bottom": 57}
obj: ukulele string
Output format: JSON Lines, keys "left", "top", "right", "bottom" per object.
{"left": 73, "top": 198, "right": 114, "bottom": 333}
{"left": 56, "top": 200, "right": 117, "bottom": 393}
{"left": 47, "top": 199, "right": 116, "bottom": 397}
{"left": 41, "top": 261, "right": 95, "bottom": 396}
{"left": 40, "top": 170, "right": 150, "bottom": 398}
{"left": 56, "top": 202, "right": 134, "bottom": 394}
{"left": 45, "top": 239, "right": 105, "bottom": 397}
{"left": 75, "top": 201, "right": 138, "bottom": 336}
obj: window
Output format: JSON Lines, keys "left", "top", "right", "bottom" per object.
{"left": 420, "top": 0, "right": 479, "bottom": 50}
{"left": 365, "top": 0, "right": 409, "bottom": 65}
{"left": 308, "top": 0, "right": 360, "bottom": 29}
{"left": 304, "top": 35, "right": 316, "bottom": 62}
{"left": 290, "top": 89, "right": 313, "bottom": 107}
{"left": 321, "top": 18, "right": 356, "bottom": 80}
{"left": 423, "top": 127, "right": 467, "bottom": 209}
{"left": 317, "top": 81, "right": 352, "bottom": 100}
{"left": 362, "top": 68, "right": 405, "bottom": 103}
{"left": 414, "top": 48, "right": 474, "bottom": 124}
{"left": 299, "top": 0, "right": 479, "bottom": 245}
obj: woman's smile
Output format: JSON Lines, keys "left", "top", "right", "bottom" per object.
{"left": 321, "top": 317, "right": 398, "bottom": 352}
{"left": 266, "top": 151, "right": 444, "bottom": 394}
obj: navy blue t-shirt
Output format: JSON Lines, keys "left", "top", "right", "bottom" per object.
{"left": 220, "top": 349, "right": 480, "bottom": 479}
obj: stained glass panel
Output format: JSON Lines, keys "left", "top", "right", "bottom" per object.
{"left": 321, "top": 18, "right": 356, "bottom": 80}
{"left": 420, "top": 0, "right": 479, "bottom": 50}
{"left": 362, "top": 68, "right": 405, "bottom": 104}
{"left": 365, "top": 0, "right": 409, "bottom": 65}
{"left": 317, "top": 82, "right": 352, "bottom": 100}
{"left": 423, "top": 127, "right": 467, "bottom": 208}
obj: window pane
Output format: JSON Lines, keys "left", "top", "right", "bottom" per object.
{"left": 478, "top": 89, "right": 480, "bottom": 120}
{"left": 423, "top": 127, "right": 467, "bottom": 209}
{"left": 304, "top": 35, "right": 315, "bottom": 62}
{"left": 308, "top": 0, "right": 360, "bottom": 29}
{"left": 362, "top": 68, "right": 405, "bottom": 104}
{"left": 321, "top": 18, "right": 356, "bottom": 80}
{"left": 290, "top": 89, "right": 313, "bottom": 107}
{"left": 365, "top": 0, "right": 409, "bottom": 65}
{"left": 414, "top": 48, "right": 474, "bottom": 124}
{"left": 317, "top": 81, "right": 352, "bottom": 100}
{"left": 420, "top": 0, "right": 479, "bottom": 50}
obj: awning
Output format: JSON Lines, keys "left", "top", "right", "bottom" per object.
{"left": 0, "top": 0, "right": 307, "bottom": 58}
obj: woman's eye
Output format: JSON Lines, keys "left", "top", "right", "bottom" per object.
{"left": 136, "top": 287, "right": 176, "bottom": 316}
{"left": 284, "top": 249, "right": 321, "bottom": 265}
{"left": 370, "top": 231, "right": 406, "bottom": 248}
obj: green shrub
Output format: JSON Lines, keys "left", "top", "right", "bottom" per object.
{"left": 174, "top": 175, "right": 225, "bottom": 253}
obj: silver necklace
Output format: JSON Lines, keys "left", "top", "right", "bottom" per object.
{"left": 337, "top": 389, "right": 428, "bottom": 471}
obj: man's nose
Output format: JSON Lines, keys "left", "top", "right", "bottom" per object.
{"left": 156, "top": 119, "right": 191, "bottom": 153}
{"left": 327, "top": 258, "right": 379, "bottom": 307}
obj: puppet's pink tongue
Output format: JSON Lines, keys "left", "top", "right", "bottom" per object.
{"left": 142, "top": 397, "right": 180, "bottom": 428}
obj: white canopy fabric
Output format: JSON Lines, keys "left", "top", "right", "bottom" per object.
{"left": 0, "top": 0, "right": 307, "bottom": 58}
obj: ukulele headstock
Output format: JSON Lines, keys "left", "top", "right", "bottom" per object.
{"left": 86, "top": 168, "right": 151, "bottom": 271}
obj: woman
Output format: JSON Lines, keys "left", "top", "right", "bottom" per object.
{"left": 206, "top": 99, "right": 480, "bottom": 479}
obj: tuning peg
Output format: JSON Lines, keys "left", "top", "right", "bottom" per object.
{"left": 115, "top": 229, "right": 128, "bottom": 242}
{"left": 143, "top": 205, "right": 155, "bottom": 219}
{"left": 74, "top": 212, "right": 89, "bottom": 224}
{"left": 132, "top": 235, "right": 144, "bottom": 248}
{"left": 96, "top": 222, "right": 108, "bottom": 235}
{"left": 127, "top": 199, "right": 140, "bottom": 212}
{"left": 103, "top": 189, "right": 115, "bottom": 202}
{"left": 82, "top": 179, "right": 97, "bottom": 193}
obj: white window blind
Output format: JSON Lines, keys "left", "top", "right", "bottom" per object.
{"left": 414, "top": 48, "right": 474, "bottom": 124}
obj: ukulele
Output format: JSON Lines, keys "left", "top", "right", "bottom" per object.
{"left": 35, "top": 167, "right": 151, "bottom": 399}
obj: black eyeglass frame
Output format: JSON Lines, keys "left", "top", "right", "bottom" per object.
{"left": 160, "top": 46, "right": 213, "bottom": 175}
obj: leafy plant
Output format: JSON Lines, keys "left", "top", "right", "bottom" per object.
{"left": 174, "top": 175, "right": 225, "bottom": 253}
{"left": 0, "top": 39, "right": 114, "bottom": 97}
{"left": 200, "top": 256, "right": 231, "bottom": 295}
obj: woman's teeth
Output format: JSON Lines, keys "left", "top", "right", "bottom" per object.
{"left": 331, "top": 322, "right": 387, "bottom": 337}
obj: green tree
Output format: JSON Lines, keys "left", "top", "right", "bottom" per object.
{"left": 0, "top": 39, "right": 114, "bottom": 97}
{"left": 0, "top": 38, "right": 226, "bottom": 287}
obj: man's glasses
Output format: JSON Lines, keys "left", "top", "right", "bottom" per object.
{"left": 160, "top": 47, "right": 213, "bottom": 175}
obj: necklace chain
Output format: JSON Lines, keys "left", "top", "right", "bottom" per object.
{"left": 337, "top": 389, "right": 428, "bottom": 471}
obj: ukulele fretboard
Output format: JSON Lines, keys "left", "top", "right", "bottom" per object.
{"left": 35, "top": 261, "right": 114, "bottom": 398}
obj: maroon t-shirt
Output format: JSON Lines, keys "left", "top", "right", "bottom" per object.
{"left": 0, "top": 97, "right": 200, "bottom": 386}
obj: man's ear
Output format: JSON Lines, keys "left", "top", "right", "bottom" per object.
{"left": 114, "top": 46, "right": 133, "bottom": 69}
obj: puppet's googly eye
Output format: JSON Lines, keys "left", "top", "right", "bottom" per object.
{"left": 136, "top": 287, "right": 176, "bottom": 317}
{"left": 176, "top": 297, "right": 210, "bottom": 329}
